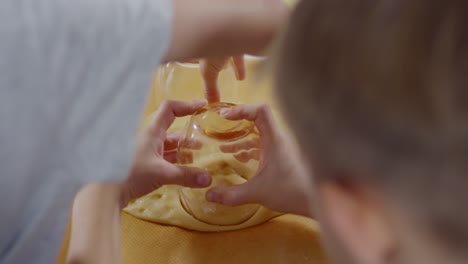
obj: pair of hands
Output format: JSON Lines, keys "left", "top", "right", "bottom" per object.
{"left": 122, "top": 0, "right": 302, "bottom": 215}
{"left": 122, "top": 100, "right": 312, "bottom": 217}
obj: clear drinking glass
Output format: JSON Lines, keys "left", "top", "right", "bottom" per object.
{"left": 177, "top": 102, "right": 261, "bottom": 226}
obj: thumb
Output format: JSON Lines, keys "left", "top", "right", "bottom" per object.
{"left": 159, "top": 164, "right": 212, "bottom": 188}
{"left": 206, "top": 181, "right": 257, "bottom": 206}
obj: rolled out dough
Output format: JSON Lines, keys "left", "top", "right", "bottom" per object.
{"left": 124, "top": 157, "right": 281, "bottom": 232}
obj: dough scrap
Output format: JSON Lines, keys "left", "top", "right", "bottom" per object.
{"left": 124, "top": 157, "right": 281, "bottom": 232}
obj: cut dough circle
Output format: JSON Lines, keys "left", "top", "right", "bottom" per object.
{"left": 124, "top": 158, "right": 281, "bottom": 232}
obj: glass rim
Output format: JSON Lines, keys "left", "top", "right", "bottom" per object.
{"left": 192, "top": 102, "right": 255, "bottom": 142}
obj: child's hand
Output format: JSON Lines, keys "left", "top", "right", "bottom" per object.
{"left": 200, "top": 56, "right": 246, "bottom": 103}
{"left": 121, "top": 100, "right": 211, "bottom": 205}
{"left": 206, "top": 104, "right": 314, "bottom": 216}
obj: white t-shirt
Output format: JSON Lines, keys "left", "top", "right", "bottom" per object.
{"left": 0, "top": 0, "right": 171, "bottom": 263}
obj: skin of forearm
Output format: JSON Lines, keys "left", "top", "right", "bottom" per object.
{"left": 67, "top": 183, "right": 124, "bottom": 264}
{"left": 164, "top": 0, "right": 289, "bottom": 62}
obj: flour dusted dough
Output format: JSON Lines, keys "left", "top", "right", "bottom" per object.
{"left": 124, "top": 157, "right": 280, "bottom": 232}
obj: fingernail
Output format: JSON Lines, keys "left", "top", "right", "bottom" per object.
{"left": 196, "top": 174, "right": 210, "bottom": 186}
{"left": 206, "top": 191, "right": 221, "bottom": 202}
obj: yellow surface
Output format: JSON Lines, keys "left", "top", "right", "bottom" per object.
{"left": 57, "top": 212, "right": 328, "bottom": 264}
{"left": 121, "top": 212, "right": 327, "bottom": 264}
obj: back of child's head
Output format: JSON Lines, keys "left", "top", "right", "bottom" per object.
{"left": 275, "top": 0, "right": 468, "bottom": 262}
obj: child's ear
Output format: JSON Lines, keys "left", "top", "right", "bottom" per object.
{"left": 317, "top": 180, "right": 397, "bottom": 264}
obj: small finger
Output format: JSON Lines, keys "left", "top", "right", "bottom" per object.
{"left": 200, "top": 57, "right": 228, "bottom": 104}
{"left": 220, "top": 103, "right": 268, "bottom": 121}
{"left": 220, "top": 137, "right": 261, "bottom": 153}
{"left": 233, "top": 149, "right": 261, "bottom": 163}
{"left": 164, "top": 132, "right": 182, "bottom": 150}
{"left": 176, "top": 151, "right": 195, "bottom": 165}
{"left": 165, "top": 133, "right": 203, "bottom": 151}
{"left": 179, "top": 137, "right": 203, "bottom": 150}
{"left": 220, "top": 104, "right": 277, "bottom": 147}
{"left": 206, "top": 182, "right": 256, "bottom": 206}
{"left": 160, "top": 164, "right": 211, "bottom": 188}
{"left": 164, "top": 150, "right": 193, "bottom": 164}
{"left": 205, "top": 85, "right": 220, "bottom": 104}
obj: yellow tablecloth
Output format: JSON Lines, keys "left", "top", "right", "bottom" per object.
{"left": 121, "top": 213, "right": 327, "bottom": 264}
{"left": 57, "top": 212, "right": 328, "bottom": 264}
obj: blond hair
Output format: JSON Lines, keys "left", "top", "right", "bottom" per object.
{"left": 276, "top": 0, "right": 468, "bottom": 249}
